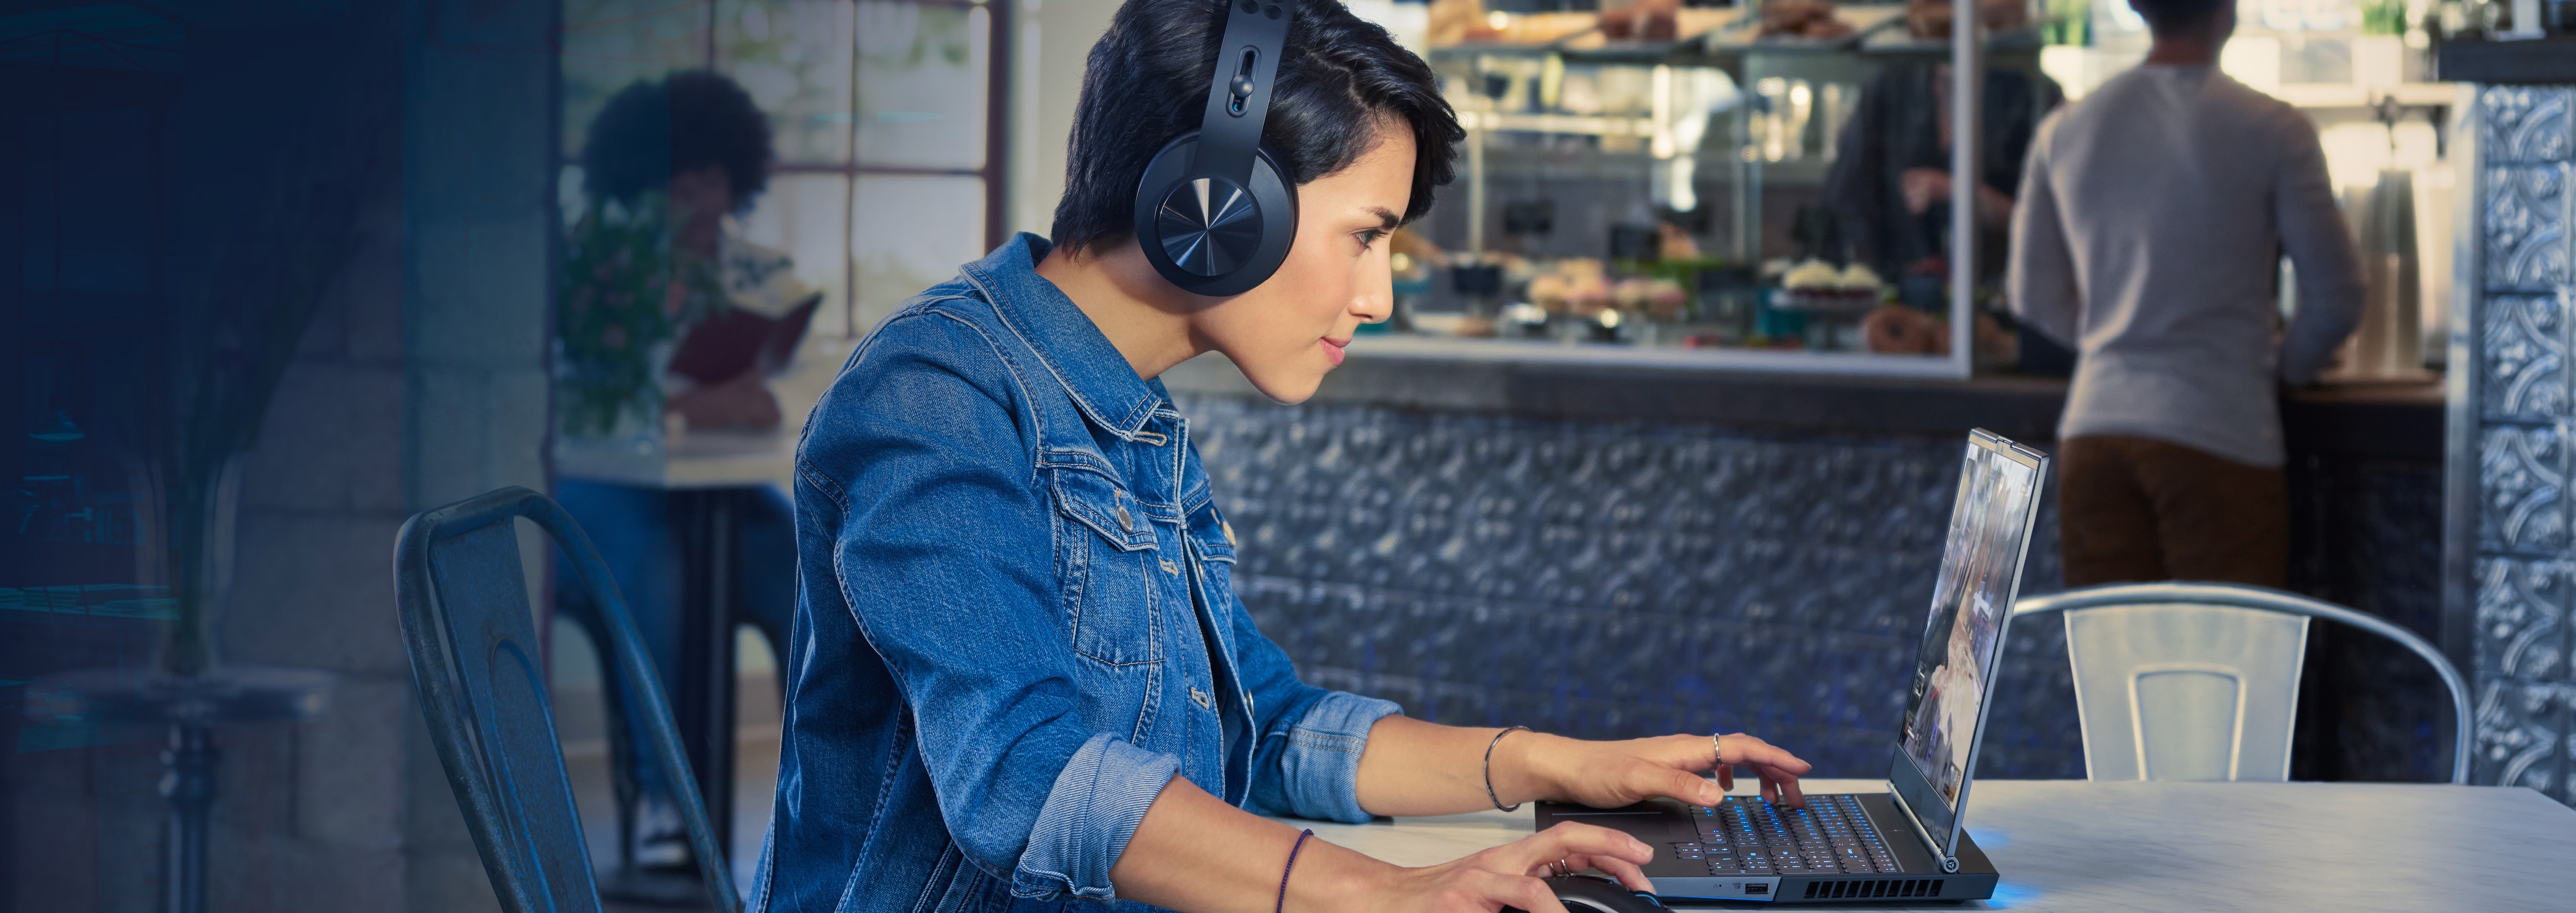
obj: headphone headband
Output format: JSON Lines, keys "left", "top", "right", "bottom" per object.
{"left": 1195, "top": 0, "right": 1293, "bottom": 187}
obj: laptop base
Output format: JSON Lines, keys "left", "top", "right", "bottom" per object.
{"left": 1535, "top": 795, "right": 1999, "bottom": 904}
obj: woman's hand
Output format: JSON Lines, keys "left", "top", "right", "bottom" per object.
{"left": 1508, "top": 732, "right": 1812, "bottom": 810}
{"left": 1357, "top": 822, "right": 1655, "bottom": 913}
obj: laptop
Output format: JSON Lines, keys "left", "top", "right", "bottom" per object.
{"left": 1535, "top": 429, "right": 2049, "bottom": 903}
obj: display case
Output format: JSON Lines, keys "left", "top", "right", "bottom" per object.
{"left": 1381, "top": 1, "right": 2020, "bottom": 377}
{"left": 1375, "top": 0, "right": 2464, "bottom": 382}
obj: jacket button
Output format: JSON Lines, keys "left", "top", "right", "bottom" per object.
{"left": 1116, "top": 505, "right": 1132, "bottom": 532}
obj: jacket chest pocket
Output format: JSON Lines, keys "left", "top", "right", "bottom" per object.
{"left": 1051, "top": 468, "right": 1163, "bottom": 666}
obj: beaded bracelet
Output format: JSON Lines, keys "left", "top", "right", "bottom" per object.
{"left": 1276, "top": 829, "right": 1314, "bottom": 913}
{"left": 1484, "top": 725, "right": 1532, "bottom": 812}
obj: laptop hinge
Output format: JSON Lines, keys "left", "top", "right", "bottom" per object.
{"left": 1883, "top": 782, "right": 1960, "bottom": 874}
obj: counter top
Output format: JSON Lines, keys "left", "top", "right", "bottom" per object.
{"left": 2435, "top": 35, "right": 2576, "bottom": 84}
{"left": 1163, "top": 347, "right": 2443, "bottom": 461}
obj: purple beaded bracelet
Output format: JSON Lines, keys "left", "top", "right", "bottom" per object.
{"left": 1276, "top": 829, "right": 1314, "bottom": 913}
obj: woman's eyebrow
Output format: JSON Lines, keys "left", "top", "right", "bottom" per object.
{"left": 1361, "top": 207, "right": 1400, "bottom": 229}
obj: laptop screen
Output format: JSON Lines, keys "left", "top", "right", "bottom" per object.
{"left": 1890, "top": 430, "right": 2046, "bottom": 857}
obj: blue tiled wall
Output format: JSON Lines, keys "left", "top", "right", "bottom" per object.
{"left": 1184, "top": 392, "right": 2449, "bottom": 784}
{"left": 2465, "top": 85, "right": 2576, "bottom": 804}
{"left": 1180, "top": 394, "right": 2089, "bottom": 780}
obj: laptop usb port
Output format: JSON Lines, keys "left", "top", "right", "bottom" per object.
{"left": 1745, "top": 885, "right": 1768, "bottom": 895}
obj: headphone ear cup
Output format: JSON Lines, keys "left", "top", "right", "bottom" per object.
{"left": 1131, "top": 132, "right": 1299, "bottom": 297}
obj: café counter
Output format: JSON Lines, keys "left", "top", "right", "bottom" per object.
{"left": 1162, "top": 344, "right": 2448, "bottom": 785}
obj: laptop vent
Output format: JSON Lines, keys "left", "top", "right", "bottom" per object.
{"left": 1800, "top": 878, "right": 1945, "bottom": 900}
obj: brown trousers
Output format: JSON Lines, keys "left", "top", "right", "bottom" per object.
{"left": 2058, "top": 435, "right": 2290, "bottom": 589}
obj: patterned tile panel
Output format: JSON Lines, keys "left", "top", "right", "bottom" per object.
{"left": 1185, "top": 394, "right": 2083, "bottom": 779}
{"left": 2462, "top": 88, "right": 2576, "bottom": 806}
{"left": 2293, "top": 462, "right": 2450, "bottom": 782}
{"left": 2484, "top": 165, "right": 2569, "bottom": 292}
{"left": 1184, "top": 393, "right": 2439, "bottom": 782}
{"left": 2475, "top": 556, "right": 2566, "bottom": 682}
{"left": 2481, "top": 294, "right": 2567, "bottom": 421}
{"left": 2481, "top": 87, "right": 2573, "bottom": 165}
{"left": 2473, "top": 676, "right": 2568, "bottom": 801}
{"left": 2477, "top": 423, "right": 2566, "bottom": 554}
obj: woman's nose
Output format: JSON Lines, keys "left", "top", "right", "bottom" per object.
{"left": 1354, "top": 288, "right": 1392, "bottom": 324}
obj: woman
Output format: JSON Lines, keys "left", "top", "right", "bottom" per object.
{"left": 757, "top": 2, "right": 1811, "bottom": 910}
{"left": 555, "top": 69, "right": 804, "bottom": 873}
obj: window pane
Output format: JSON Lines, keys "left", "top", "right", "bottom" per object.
{"left": 737, "top": 172, "right": 854, "bottom": 337}
{"left": 561, "top": 0, "right": 715, "bottom": 158}
{"left": 852, "top": 175, "right": 985, "bottom": 331}
{"left": 717, "top": 0, "right": 856, "bottom": 165}
{"left": 854, "top": 2, "right": 987, "bottom": 170}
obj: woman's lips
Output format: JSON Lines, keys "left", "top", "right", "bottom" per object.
{"left": 1321, "top": 337, "right": 1348, "bottom": 366}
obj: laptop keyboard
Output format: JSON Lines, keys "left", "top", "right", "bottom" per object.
{"left": 1669, "top": 795, "right": 1904, "bottom": 875}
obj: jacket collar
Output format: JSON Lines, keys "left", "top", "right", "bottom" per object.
{"left": 960, "top": 233, "right": 1166, "bottom": 441}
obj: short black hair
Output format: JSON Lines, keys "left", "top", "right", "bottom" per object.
{"left": 2128, "top": 0, "right": 2229, "bottom": 33}
{"left": 1051, "top": 0, "right": 1463, "bottom": 254}
{"left": 582, "top": 70, "right": 774, "bottom": 211}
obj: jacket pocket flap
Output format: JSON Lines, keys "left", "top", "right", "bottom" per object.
{"left": 1053, "top": 469, "right": 1158, "bottom": 551}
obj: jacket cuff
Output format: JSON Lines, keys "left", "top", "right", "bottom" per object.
{"left": 1272, "top": 692, "right": 1404, "bottom": 823}
{"left": 1011, "top": 732, "right": 1180, "bottom": 902}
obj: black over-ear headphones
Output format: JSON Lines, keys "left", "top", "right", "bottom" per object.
{"left": 1131, "top": 0, "right": 1298, "bottom": 297}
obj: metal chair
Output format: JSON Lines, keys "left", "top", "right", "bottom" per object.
{"left": 2012, "top": 582, "right": 2469, "bottom": 784}
{"left": 394, "top": 486, "right": 740, "bottom": 912}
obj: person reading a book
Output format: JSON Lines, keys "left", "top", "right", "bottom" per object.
{"left": 555, "top": 69, "right": 805, "bottom": 876}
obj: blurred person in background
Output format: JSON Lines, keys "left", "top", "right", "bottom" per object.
{"left": 2007, "top": 0, "right": 2362, "bottom": 588}
{"left": 556, "top": 69, "right": 802, "bottom": 871}
{"left": 1825, "top": 0, "right": 2061, "bottom": 297}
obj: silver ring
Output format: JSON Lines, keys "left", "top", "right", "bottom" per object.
{"left": 1713, "top": 732, "right": 1727, "bottom": 768}
{"left": 1555, "top": 859, "right": 1573, "bottom": 877}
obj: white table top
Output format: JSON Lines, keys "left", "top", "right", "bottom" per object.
{"left": 552, "top": 337, "right": 853, "bottom": 491}
{"left": 554, "top": 427, "right": 795, "bottom": 490}
{"left": 1280, "top": 779, "right": 2576, "bottom": 912}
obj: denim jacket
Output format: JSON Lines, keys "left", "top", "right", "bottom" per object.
{"left": 754, "top": 234, "right": 1402, "bottom": 913}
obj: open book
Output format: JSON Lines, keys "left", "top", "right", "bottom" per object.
{"left": 668, "top": 236, "right": 823, "bottom": 386}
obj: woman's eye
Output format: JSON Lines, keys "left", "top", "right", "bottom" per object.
{"left": 1356, "top": 228, "right": 1387, "bottom": 250}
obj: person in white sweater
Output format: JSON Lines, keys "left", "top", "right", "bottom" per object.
{"left": 2007, "top": 0, "right": 2362, "bottom": 587}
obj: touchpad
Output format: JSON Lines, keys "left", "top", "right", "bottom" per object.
{"left": 1533, "top": 800, "right": 1694, "bottom": 841}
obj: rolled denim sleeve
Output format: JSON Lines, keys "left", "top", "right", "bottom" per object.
{"left": 1013, "top": 733, "right": 1180, "bottom": 900}
{"left": 806, "top": 312, "right": 1179, "bottom": 900}
{"left": 1222, "top": 581, "right": 1404, "bottom": 821}
{"left": 1257, "top": 690, "right": 1404, "bottom": 822}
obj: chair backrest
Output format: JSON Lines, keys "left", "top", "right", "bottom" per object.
{"left": 2013, "top": 582, "right": 2470, "bottom": 785}
{"left": 394, "top": 487, "right": 740, "bottom": 913}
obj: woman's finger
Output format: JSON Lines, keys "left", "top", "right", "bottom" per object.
{"left": 1493, "top": 822, "right": 1654, "bottom": 873}
{"left": 1765, "top": 766, "right": 1808, "bottom": 808}
{"left": 1532, "top": 852, "right": 1654, "bottom": 892}
{"left": 1723, "top": 735, "right": 1814, "bottom": 776}
{"left": 1570, "top": 852, "right": 1656, "bottom": 893}
{"left": 1640, "top": 766, "right": 1726, "bottom": 807}
{"left": 1480, "top": 870, "right": 1568, "bottom": 913}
